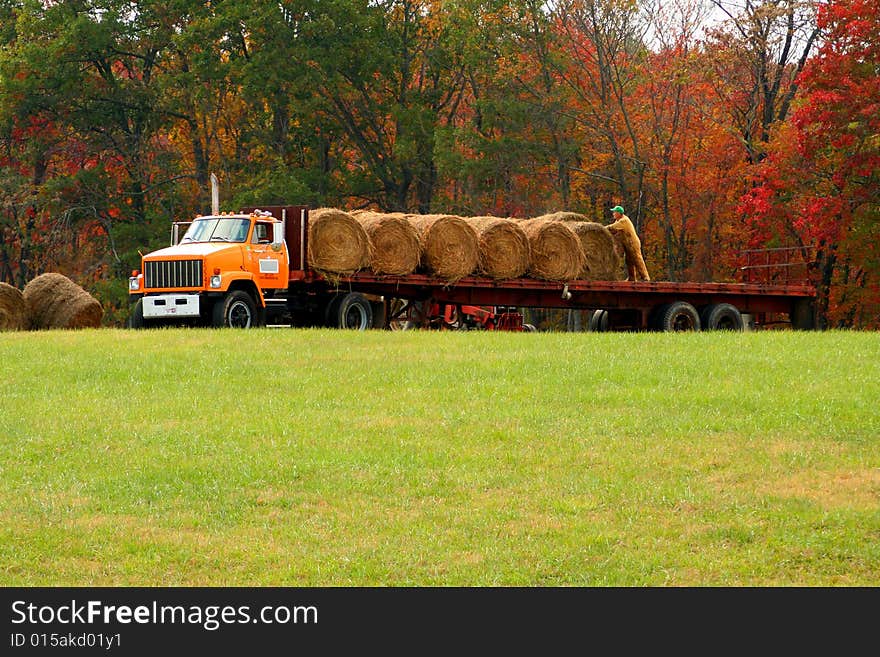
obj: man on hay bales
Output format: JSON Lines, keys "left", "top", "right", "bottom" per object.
{"left": 606, "top": 205, "right": 650, "bottom": 282}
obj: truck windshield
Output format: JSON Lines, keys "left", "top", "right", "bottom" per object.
{"left": 181, "top": 217, "right": 251, "bottom": 243}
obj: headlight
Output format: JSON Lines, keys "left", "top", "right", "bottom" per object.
{"left": 129, "top": 277, "right": 140, "bottom": 291}
{"left": 210, "top": 275, "right": 222, "bottom": 288}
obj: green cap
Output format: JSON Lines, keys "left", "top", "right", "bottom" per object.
{"left": 610, "top": 205, "right": 625, "bottom": 213}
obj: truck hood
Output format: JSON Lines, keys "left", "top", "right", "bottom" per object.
{"left": 144, "top": 242, "right": 241, "bottom": 260}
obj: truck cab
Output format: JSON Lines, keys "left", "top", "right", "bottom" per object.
{"left": 128, "top": 210, "right": 288, "bottom": 328}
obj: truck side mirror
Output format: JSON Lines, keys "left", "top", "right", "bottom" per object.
{"left": 271, "top": 221, "right": 284, "bottom": 251}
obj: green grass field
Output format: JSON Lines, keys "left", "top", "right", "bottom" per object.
{"left": 1, "top": 328, "right": 878, "bottom": 586}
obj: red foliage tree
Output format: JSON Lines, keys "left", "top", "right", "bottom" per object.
{"left": 741, "top": 0, "right": 880, "bottom": 328}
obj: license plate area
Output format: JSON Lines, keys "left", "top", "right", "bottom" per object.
{"left": 143, "top": 294, "right": 201, "bottom": 318}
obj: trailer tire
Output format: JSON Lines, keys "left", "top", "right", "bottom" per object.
{"left": 370, "top": 300, "right": 386, "bottom": 329}
{"left": 127, "top": 299, "right": 145, "bottom": 329}
{"left": 328, "top": 292, "right": 373, "bottom": 330}
{"left": 522, "top": 323, "right": 537, "bottom": 332}
{"left": 700, "top": 303, "right": 743, "bottom": 331}
{"left": 657, "top": 301, "right": 701, "bottom": 332}
{"left": 588, "top": 309, "right": 610, "bottom": 332}
{"left": 213, "top": 290, "right": 256, "bottom": 328}
{"left": 323, "top": 294, "right": 343, "bottom": 327}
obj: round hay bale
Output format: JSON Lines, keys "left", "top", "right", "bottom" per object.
{"left": 308, "top": 207, "right": 371, "bottom": 274}
{"left": 568, "top": 222, "right": 622, "bottom": 280}
{"left": 537, "top": 211, "right": 591, "bottom": 223}
{"left": 518, "top": 218, "right": 585, "bottom": 281}
{"left": 467, "top": 216, "right": 531, "bottom": 279}
{"left": 546, "top": 219, "right": 622, "bottom": 281}
{"left": 538, "top": 212, "right": 623, "bottom": 280}
{"left": 23, "top": 273, "right": 103, "bottom": 330}
{"left": 353, "top": 212, "right": 420, "bottom": 275}
{"left": 0, "top": 282, "right": 27, "bottom": 331}
{"left": 406, "top": 214, "right": 479, "bottom": 281}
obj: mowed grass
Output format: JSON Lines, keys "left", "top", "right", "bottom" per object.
{"left": 1, "top": 327, "right": 878, "bottom": 586}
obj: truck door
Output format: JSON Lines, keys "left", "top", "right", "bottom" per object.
{"left": 247, "top": 220, "right": 289, "bottom": 290}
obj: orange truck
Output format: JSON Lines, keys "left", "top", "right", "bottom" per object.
{"left": 128, "top": 204, "right": 817, "bottom": 331}
{"left": 128, "top": 208, "right": 292, "bottom": 328}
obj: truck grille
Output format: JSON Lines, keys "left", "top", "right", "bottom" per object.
{"left": 144, "top": 259, "right": 203, "bottom": 289}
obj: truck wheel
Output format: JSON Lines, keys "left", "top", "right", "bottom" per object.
{"left": 213, "top": 291, "right": 256, "bottom": 328}
{"left": 658, "top": 301, "right": 701, "bottom": 332}
{"left": 588, "top": 309, "right": 609, "bottom": 332}
{"left": 127, "top": 299, "right": 145, "bottom": 329}
{"left": 700, "top": 303, "right": 743, "bottom": 331}
{"left": 328, "top": 292, "right": 373, "bottom": 330}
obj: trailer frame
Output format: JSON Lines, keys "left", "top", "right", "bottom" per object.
{"left": 257, "top": 205, "right": 817, "bottom": 331}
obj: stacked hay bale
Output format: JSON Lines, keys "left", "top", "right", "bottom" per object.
{"left": 467, "top": 216, "right": 531, "bottom": 280}
{"left": 23, "top": 273, "right": 103, "bottom": 329}
{"left": 308, "top": 207, "right": 371, "bottom": 274}
{"left": 352, "top": 211, "right": 420, "bottom": 275}
{"left": 406, "top": 213, "right": 479, "bottom": 281}
{"left": 518, "top": 217, "right": 585, "bottom": 281}
{"left": 570, "top": 222, "right": 623, "bottom": 280}
{"left": 537, "top": 212, "right": 622, "bottom": 281}
{"left": 0, "top": 282, "right": 27, "bottom": 331}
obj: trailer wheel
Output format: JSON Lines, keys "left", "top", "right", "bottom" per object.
{"left": 649, "top": 304, "right": 668, "bottom": 330}
{"left": 370, "top": 300, "right": 386, "bottom": 329}
{"left": 328, "top": 292, "right": 373, "bottom": 330}
{"left": 588, "top": 309, "right": 610, "bottom": 332}
{"left": 657, "top": 301, "right": 701, "bottom": 332}
{"left": 127, "top": 298, "right": 145, "bottom": 329}
{"left": 700, "top": 303, "right": 744, "bottom": 331}
{"left": 213, "top": 290, "right": 256, "bottom": 328}
{"left": 522, "top": 323, "right": 537, "bottom": 332}
{"left": 324, "top": 294, "right": 343, "bottom": 327}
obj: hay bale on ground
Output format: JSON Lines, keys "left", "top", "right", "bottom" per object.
{"left": 308, "top": 207, "right": 371, "bottom": 274}
{"left": 518, "top": 218, "right": 585, "bottom": 281}
{"left": 353, "top": 212, "right": 420, "bottom": 275}
{"left": 467, "top": 216, "right": 531, "bottom": 279}
{"left": 23, "top": 273, "right": 103, "bottom": 329}
{"left": 0, "top": 282, "right": 27, "bottom": 331}
{"left": 406, "top": 214, "right": 479, "bottom": 281}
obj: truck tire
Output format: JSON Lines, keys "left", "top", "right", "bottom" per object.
{"left": 328, "top": 292, "right": 373, "bottom": 330}
{"left": 588, "top": 309, "right": 609, "bottom": 332}
{"left": 657, "top": 301, "right": 701, "bottom": 332}
{"left": 127, "top": 298, "right": 145, "bottom": 329}
{"left": 212, "top": 290, "right": 256, "bottom": 328}
{"left": 700, "top": 303, "right": 744, "bottom": 331}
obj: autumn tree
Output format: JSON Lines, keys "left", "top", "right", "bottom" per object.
{"left": 705, "top": 0, "right": 819, "bottom": 164}
{"left": 549, "top": 0, "right": 650, "bottom": 230}
{"left": 742, "top": 0, "right": 879, "bottom": 327}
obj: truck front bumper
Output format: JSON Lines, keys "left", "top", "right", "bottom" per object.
{"left": 142, "top": 294, "right": 201, "bottom": 319}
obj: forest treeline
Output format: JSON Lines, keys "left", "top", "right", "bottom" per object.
{"left": 1, "top": 0, "right": 877, "bottom": 327}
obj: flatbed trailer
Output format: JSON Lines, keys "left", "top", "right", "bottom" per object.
{"left": 266, "top": 205, "right": 817, "bottom": 332}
